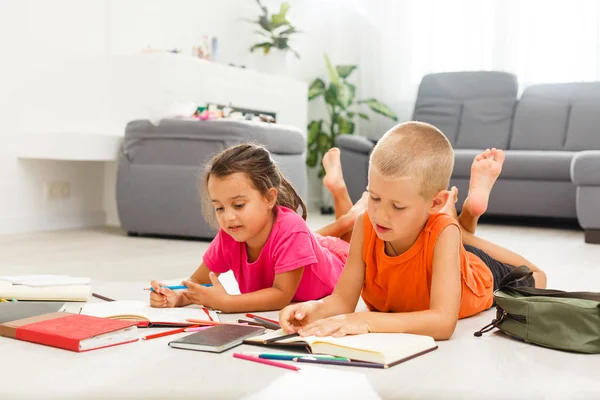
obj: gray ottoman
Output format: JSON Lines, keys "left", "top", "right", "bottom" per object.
{"left": 116, "top": 119, "right": 307, "bottom": 239}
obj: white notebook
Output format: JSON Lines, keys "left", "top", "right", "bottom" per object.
{"left": 0, "top": 278, "right": 90, "bottom": 301}
{"left": 245, "top": 329, "right": 438, "bottom": 367}
{"left": 79, "top": 301, "right": 220, "bottom": 326}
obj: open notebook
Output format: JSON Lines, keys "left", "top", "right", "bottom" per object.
{"left": 244, "top": 329, "right": 438, "bottom": 368}
{"left": 79, "top": 301, "right": 220, "bottom": 326}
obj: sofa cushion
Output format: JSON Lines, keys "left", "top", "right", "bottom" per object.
{"left": 564, "top": 101, "right": 600, "bottom": 151}
{"left": 453, "top": 149, "right": 575, "bottom": 181}
{"left": 412, "top": 98, "right": 462, "bottom": 144}
{"left": 412, "top": 72, "right": 517, "bottom": 148}
{"left": 456, "top": 98, "right": 515, "bottom": 149}
{"left": 336, "top": 134, "right": 376, "bottom": 155}
{"left": 509, "top": 96, "right": 569, "bottom": 151}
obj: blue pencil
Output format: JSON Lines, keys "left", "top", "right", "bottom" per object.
{"left": 145, "top": 284, "right": 212, "bottom": 292}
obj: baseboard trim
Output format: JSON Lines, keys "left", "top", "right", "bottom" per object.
{"left": 0, "top": 211, "right": 107, "bottom": 235}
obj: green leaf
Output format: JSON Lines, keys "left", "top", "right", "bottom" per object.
{"left": 272, "top": 36, "right": 289, "bottom": 49}
{"left": 336, "top": 115, "right": 355, "bottom": 135}
{"left": 277, "top": 26, "right": 301, "bottom": 36}
{"left": 259, "top": 15, "right": 272, "bottom": 32}
{"left": 250, "top": 42, "right": 272, "bottom": 54}
{"left": 324, "top": 84, "right": 337, "bottom": 108}
{"left": 324, "top": 54, "right": 339, "bottom": 86}
{"left": 271, "top": 3, "right": 291, "bottom": 29}
{"left": 336, "top": 65, "right": 357, "bottom": 79}
{"left": 317, "top": 132, "right": 331, "bottom": 154}
{"left": 344, "top": 82, "right": 356, "bottom": 104}
{"left": 307, "top": 120, "right": 322, "bottom": 146}
{"left": 346, "top": 111, "right": 355, "bottom": 118}
{"left": 334, "top": 84, "right": 352, "bottom": 109}
{"left": 358, "top": 112, "right": 370, "bottom": 120}
{"left": 308, "top": 79, "right": 326, "bottom": 100}
{"left": 306, "top": 150, "right": 318, "bottom": 168}
{"left": 358, "top": 98, "right": 398, "bottom": 121}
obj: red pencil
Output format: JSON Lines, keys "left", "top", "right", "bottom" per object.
{"left": 245, "top": 313, "right": 280, "bottom": 325}
{"left": 142, "top": 325, "right": 198, "bottom": 341}
{"left": 233, "top": 353, "right": 300, "bottom": 371}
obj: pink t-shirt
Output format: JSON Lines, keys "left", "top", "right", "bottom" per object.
{"left": 202, "top": 206, "right": 345, "bottom": 301}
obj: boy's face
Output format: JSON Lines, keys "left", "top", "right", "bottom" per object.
{"left": 367, "top": 167, "right": 443, "bottom": 245}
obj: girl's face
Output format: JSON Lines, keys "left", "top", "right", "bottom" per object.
{"left": 207, "top": 172, "right": 277, "bottom": 248}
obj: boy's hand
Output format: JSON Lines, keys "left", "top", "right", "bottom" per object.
{"left": 149, "top": 280, "right": 180, "bottom": 308}
{"left": 297, "top": 312, "right": 370, "bottom": 338}
{"left": 279, "top": 301, "right": 321, "bottom": 333}
{"left": 181, "top": 272, "right": 229, "bottom": 310}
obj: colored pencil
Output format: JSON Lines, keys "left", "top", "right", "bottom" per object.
{"left": 185, "top": 319, "right": 241, "bottom": 326}
{"left": 144, "top": 284, "right": 213, "bottom": 292}
{"left": 237, "top": 319, "right": 273, "bottom": 328}
{"left": 92, "top": 293, "right": 115, "bottom": 302}
{"left": 292, "top": 357, "right": 386, "bottom": 369}
{"left": 142, "top": 326, "right": 199, "bottom": 341}
{"left": 245, "top": 313, "right": 280, "bottom": 325}
{"left": 233, "top": 353, "right": 300, "bottom": 371}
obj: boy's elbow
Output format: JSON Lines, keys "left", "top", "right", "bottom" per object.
{"left": 432, "top": 318, "right": 457, "bottom": 341}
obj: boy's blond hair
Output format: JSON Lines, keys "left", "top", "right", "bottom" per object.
{"left": 370, "top": 121, "right": 454, "bottom": 199}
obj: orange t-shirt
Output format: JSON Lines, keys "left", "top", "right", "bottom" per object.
{"left": 361, "top": 212, "right": 494, "bottom": 319}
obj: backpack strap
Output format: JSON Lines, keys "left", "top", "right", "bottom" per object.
{"left": 499, "top": 265, "right": 600, "bottom": 302}
{"left": 498, "top": 265, "right": 533, "bottom": 288}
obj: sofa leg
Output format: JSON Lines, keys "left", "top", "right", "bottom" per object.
{"left": 584, "top": 229, "right": 600, "bottom": 244}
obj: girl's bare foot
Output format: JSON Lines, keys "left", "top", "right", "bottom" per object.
{"left": 322, "top": 148, "right": 346, "bottom": 194}
{"left": 338, "top": 192, "right": 368, "bottom": 231}
{"left": 440, "top": 186, "right": 459, "bottom": 219}
{"left": 463, "top": 148, "right": 505, "bottom": 218}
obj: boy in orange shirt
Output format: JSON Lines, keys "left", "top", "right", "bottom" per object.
{"left": 280, "top": 121, "right": 547, "bottom": 340}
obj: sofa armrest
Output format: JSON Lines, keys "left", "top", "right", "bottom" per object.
{"left": 336, "top": 134, "right": 376, "bottom": 155}
{"left": 571, "top": 151, "right": 600, "bottom": 185}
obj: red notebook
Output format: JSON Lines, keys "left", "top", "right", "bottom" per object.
{"left": 0, "top": 312, "right": 139, "bottom": 352}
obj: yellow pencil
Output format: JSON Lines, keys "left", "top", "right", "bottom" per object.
{"left": 0, "top": 298, "right": 8, "bottom": 302}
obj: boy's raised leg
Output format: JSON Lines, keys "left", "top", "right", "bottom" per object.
{"left": 458, "top": 148, "right": 505, "bottom": 234}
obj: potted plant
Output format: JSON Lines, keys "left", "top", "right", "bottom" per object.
{"left": 307, "top": 54, "right": 398, "bottom": 178}
{"left": 247, "top": 0, "right": 301, "bottom": 73}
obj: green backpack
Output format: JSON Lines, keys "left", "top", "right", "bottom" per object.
{"left": 475, "top": 266, "right": 600, "bottom": 353}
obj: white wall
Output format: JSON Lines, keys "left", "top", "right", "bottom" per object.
{"left": 0, "top": 0, "right": 376, "bottom": 234}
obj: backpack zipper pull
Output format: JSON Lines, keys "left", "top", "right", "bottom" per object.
{"left": 474, "top": 312, "right": 506, "bottom": 337}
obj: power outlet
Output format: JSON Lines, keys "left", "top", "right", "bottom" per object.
{"left": 44, "top": 181, "right": 71, "bottom": 200}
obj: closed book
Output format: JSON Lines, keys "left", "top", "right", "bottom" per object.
{"left": 0, "top": 312, "right": 139, "bottom": 352}
{"left": 0, "top": 279, "right": 89, "bottom": 301}
{"left": 244, "top": 329, "right": 438, "bottom": 368}
{"left": 169, "top": 324, "right": 265, "bottom": 353}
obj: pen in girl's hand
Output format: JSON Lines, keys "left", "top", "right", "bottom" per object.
{"left": 144, "top": 284, "right": 213, "bottom": 292}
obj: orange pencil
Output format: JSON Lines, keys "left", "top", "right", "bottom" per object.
{"left": 245, "top": 313, "right": 280, "bottom": 325}
{"left": 142, "top": 325, "right": 199, "bottom": 341}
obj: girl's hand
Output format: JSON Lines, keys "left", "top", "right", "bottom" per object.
{"left": 181, "top": 272, "right": 230, "bottom": 311}
{"left": 149, "top": 280, "right": 180, "bottom": 308}
{"left": 279, "top": 301, "right": 321, "bottom": 333}
{"left": 298, "top": 313, "right": 370, "bottom": 338}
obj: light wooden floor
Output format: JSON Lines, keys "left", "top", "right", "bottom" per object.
{"left": 1, "top": 214, "right": 599, "bottom": 291}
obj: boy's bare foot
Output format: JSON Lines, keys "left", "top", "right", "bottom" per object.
{"left": 440, "top": 186, "right": 458, "bottom": 219}
{"left": 464, "top": 148, "right": 505, "bottom": 218}
{"left": 322, "top": 148, "right": 346, "bottom": 194}
{"left": 339, "top": 192, "right": 368, "bottom": 231}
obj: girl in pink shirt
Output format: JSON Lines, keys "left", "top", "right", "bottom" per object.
{"left": 149, "top": 143, "right": 366, "bottom": 312}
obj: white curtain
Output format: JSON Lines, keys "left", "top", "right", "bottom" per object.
{"left": 355, "top": 0, "right": 600, "bottom": 138}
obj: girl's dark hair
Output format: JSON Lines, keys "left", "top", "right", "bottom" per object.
{"left": 201, "top": 143, "right": 307, "bottom": 228}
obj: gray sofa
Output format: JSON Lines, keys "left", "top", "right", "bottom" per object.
{"left": 116, "top": 119, "right": 308, "bottom": 239}
{"left": 337, "top": 72, "right": 600, "bottom": 243}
